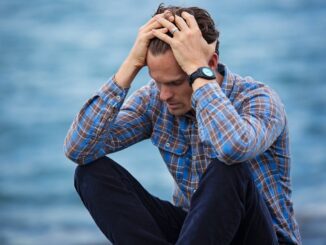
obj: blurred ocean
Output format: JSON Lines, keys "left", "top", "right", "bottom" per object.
{"left": 0, "top": 0, "right": 325, "bottom": 244}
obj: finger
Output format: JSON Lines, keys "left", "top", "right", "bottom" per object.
{"left": 174, "top": 15, "right": 189, "bottom": 31}
{"left": 142, "top": 13, "right": 166, "bottom": 30}
{"left": 181, "top": 11, "right": 199, "bottom": 29}
{"left": 155, "top": 16, "right": 178, "bottom": 34}
{"left": 143, "top": 11, "right": 176, "bottom": 33}
{"left": 142, "top": 16, "right": 169, "bottom": 33}
{"left": 163, "top": 10, "right": 174, "bottom": 22}
{"left": 144, "top": 20, "right": 163, "bottom": 32}
{"left": 152, "top": 29, "right": 173, "bottom": 44}
{"left": 145, "top": 13, "right": 163, "bottom": 26}
{"left": 144, "top": 27, "right": 168, "bottom": 39}
{"left": 156, "top": 27, "right": 169, "bottom": 34}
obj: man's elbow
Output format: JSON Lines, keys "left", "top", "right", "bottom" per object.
{"left": 63, "top": 144, "right": 85, "bottom": 165}
{"left": 218, "top": 141, "right": 255, "bottom": 165}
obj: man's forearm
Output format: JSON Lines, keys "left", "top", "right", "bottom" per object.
{"left": 192, "top": 82, "right": 286, "bottom": 164}
{"left": 64, "top": 78, "right": 128, "bottom": 164}
{"left": 114, "top": 57, "right": 141, "bottom": 89}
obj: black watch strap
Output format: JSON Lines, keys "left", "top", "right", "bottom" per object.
{"left": 188, "top": 67, "right": 216, "bottom": 86}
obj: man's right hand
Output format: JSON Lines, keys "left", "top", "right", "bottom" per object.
{"left": 129, "top": 14, "right": 169, "bottom": 69}
{"left": 115, "top": 13, "right": 172, "bottom": 89}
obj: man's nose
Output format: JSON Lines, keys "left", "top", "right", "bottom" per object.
{"left": 159, "top": 86, "right": 173, "bottom": 101}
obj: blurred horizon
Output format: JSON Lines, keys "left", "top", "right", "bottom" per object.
{"left": 0, "top": 0, "right": 325, "bottom": 244}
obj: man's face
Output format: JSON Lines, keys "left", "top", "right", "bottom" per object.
{"left": 147, "top": 50, "right": 193, "bottom": 116}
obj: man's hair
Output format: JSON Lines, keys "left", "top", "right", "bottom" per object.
{"left": 149, "top": 4, "right": 220, "bottom": 56}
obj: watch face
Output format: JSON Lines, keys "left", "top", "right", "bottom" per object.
{"left": 202, "top": 67, "right": 214, "bottom": 77}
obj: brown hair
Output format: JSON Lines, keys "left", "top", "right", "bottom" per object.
{"left": 148, "top": 4, "right": 220, "bottom": 55}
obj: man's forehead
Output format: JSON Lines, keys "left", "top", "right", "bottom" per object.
{"left": 147, "top": 49, "right": 175, "bottom": 65}
{"left": 147, "top": 50, "right": 187, "bottom": 83}
{"left": 149, "top": 69, "right": 187, "bottom": 84}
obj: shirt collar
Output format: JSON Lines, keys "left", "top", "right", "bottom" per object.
{"left": 218, "top": 63, "right": 234, "bottom": 99}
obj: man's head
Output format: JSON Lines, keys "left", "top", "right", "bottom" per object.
{"left": 147, "top": 4, "right": 219, "bottom": 116}
{"left": 147, "top": 49, "right": 193, "bottom": 116}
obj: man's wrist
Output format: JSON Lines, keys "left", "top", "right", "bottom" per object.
{"left": 188, "top": 66, "right": 216, "bottom": 86}
{"left": 185, "top": 63, "right": 209, "bottom": 76}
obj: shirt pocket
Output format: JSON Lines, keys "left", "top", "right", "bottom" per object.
{"left": 151, "top": 130, "right": 188, "bottom": 182}
{"left": 151, "top": 130, "right": 188, "bottom": 155}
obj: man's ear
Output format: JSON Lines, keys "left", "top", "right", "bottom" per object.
{"left": 208, "top": 52, "right": 218, "bottom": 70}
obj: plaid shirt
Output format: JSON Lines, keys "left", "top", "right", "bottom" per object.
{"left": 64, "top": 65, "right": 301, "bottom": 244}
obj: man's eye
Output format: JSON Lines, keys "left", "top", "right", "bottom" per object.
{"left": 172, "top": 81, "right": 183, "bottom": 86}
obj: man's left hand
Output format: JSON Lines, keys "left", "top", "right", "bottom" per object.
{"left": 153, "top": 12, "right": 215, "bottom": 75}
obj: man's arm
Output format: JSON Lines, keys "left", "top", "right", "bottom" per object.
{"left": 64, "top": 78, "right": 153, "bottom": 165}
{"left": 192, "top": 80, "right": 286, "bottom": 164}
{"left": 64, "top": 14, "right": 170, "bottom": 165}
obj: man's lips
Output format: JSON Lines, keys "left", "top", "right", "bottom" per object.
{"left": 167, "top": 103, "right": 180, "bottom": 109}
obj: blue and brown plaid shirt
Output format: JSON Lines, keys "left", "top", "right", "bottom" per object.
{"left": 64, "top": 65, "right": 301, "bottom": 244}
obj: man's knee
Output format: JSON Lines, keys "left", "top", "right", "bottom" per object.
{"left": 75, "top": 156, "right": 118, "bottom": 176}
{"left": 74, "top": 157, "right": 101, "bottom": 183}
{"left": 74, "top": 156, "right": 118, "bottom": 194}
{"left": 74, "top": 163, "right": 93, "bottom": 197}
{"left": 193, "top": 158, "right": 255, "bottom": 206}
{"left": 204, "top": 158, "right": 252, "bottom": 182}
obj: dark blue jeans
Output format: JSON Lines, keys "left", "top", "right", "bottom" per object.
{"left": 74, "top": 157, "right": 278, "bottom": 245}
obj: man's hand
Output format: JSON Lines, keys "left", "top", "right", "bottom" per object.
{"left": 153, "top": 12, "right": 215, "bottom": 75}
{"left": 115, "top": 13, "right": 171, "bottom": 88}
{"left": 128, "top": 14, "right": 170, "bottom": 69}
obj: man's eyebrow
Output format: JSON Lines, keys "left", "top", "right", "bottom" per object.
{"left": 155, "top": 77, "right": 186, "bottom": 84}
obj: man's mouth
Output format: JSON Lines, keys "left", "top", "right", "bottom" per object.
{"left": 167, "top": 103, "right": 180, "bottom": 109}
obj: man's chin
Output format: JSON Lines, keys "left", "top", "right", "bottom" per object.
{"left": 167, "top": 107, "right": 189, "bottom": 116}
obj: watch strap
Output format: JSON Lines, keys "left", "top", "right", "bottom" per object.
{"left": 189, "top": 67, "right": 216, "bottom": 85}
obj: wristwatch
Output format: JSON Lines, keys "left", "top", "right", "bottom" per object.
{"left": 188, "top": 67, "right": 216, "bottom": 86}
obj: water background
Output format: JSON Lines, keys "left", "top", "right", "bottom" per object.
{"left": 1, "top": 0, "right": 325, "bottom": 244}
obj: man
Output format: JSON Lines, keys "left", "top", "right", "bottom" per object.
{"left": 64, "top": 4, "right": 301, "bottom": 245}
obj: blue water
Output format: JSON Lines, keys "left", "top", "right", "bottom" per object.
{"left": 0, "top": 0, "right": 325, "bottom": 244}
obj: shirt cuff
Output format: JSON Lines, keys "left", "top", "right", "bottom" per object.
{"left": 97, "top": 76, "right": 129, "bottom": 107}
{"left": 191, "top": 82, "right": 224, "bottom": 110}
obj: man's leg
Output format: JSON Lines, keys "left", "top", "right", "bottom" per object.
{"left": 74, "top": 156, "right": 186, "bottom": 245}
{"left": 176, "top": 159, "right": 278, "bottom": 245}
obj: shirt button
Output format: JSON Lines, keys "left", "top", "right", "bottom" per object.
{"left": 192, "top": 156, "right": 196, "bottom": 160}
{"left": 165, "top": 142, "right": 170, "bottom": 147}
{"left": 193, "top": 189, "right": 197, "bottom": 194}
{"left": 116, "top": 95, "right": 121, "bottom": 101}
{"left": 108, "top": 117, "right": 113, "bottom": 121}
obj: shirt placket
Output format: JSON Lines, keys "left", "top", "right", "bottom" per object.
{"left": 189, "top": 121, "right": 200, "bottom": 197}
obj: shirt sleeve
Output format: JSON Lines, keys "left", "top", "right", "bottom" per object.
{"left": 64, "top": 77, "right": 152, "bottom": 165}
{"left": 192, "top": 81, "right": 286, "bottom": 164}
